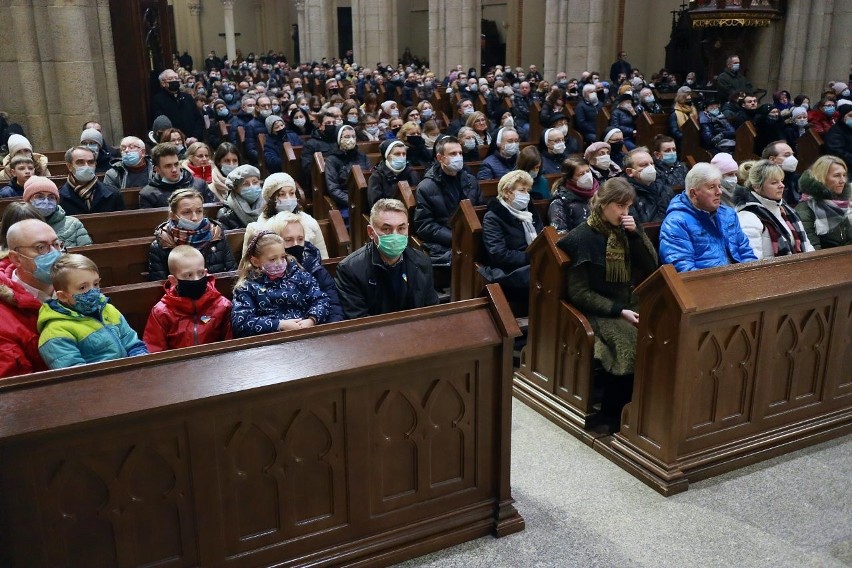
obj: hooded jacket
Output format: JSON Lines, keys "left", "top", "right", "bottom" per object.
{"left": 140, "top": 170, "right": 216, "bottom": 208}
{"left": 37, "top": 294, "right": 148, "bottom": 370}
{"left": 794, "top": 171, "right": 852, "bottom": 250}
{"left": 0, "top": 257, "right": 47, "bottom": 377}
{"left": 143, "top": 276, "right": 233, "bottom": 352}
{"left": 660, "top": 192, "right": 757, "bottom": 272}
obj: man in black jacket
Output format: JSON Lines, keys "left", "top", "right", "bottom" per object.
{"left": 335, "top": 198, "right": 438, "bottom": 319}
{"left": 300, "top": 111, "right": 339, "bottom": 197}
{"left": 623, "top": 147, "right": 673, "bottom": 224}
{"left": 58, "top": 146, "right": 125, "bottom": 215}
{"left": 151, "top": 69, "right": 204, "bottom": 142}
{"left": 414, "top": 136, "right": 482, "bottom": 265}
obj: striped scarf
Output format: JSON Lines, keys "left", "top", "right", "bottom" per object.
{"left": 166, "top": 218, "right": 213, "bottom": 248}
{"left": 68, "top": 173, "right": 98, "bottom": 207}
{"left": 587, "top": 210, "right": 631, "bottom": 283}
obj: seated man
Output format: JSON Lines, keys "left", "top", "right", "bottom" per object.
{"left": 447, "top": 98, "right": 476, "bottom": 136}
{"left": 140, "top": 143, "right": 214, "bottom": 208}
{"left": 104, "top": 136, "right": 153, "bottom": 190}
{"left": 58, "top": 146, "right": 125, "bottom": 215}
{"left": 335, "top": 198, "right": 438, "bottom": 319}
{"left": 660, "top": 163, "right": 757, "bottom": 272}
{"left": 623, "top": 147, "right": 673, "bottom": 224}
{"left": 414, "top": 136, "right": 482, "bottom": 265}
{"left": 762, "top": 140, "right": 801, "bottom": 206}
{"left": 0, "top": 219, "right": 61, "bottom": 377}
{"left": 699, "top": 97, "right": 736, "bottom": 154}
{"left": 574, "top": 84, "right": 602, "bottom": 145}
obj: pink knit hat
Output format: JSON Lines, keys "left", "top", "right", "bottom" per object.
{"left": 23, "top": 176, "right": 60, "bottom": 202}
{"left": 710, "top": 152, "right": 738, "bottom": 175}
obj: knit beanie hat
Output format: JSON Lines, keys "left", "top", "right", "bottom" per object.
{"left": 7, "top": 134, "right": 32, "bottom": 157}
{"left": 262, "top": 172, "right": 296, "bottom": 202}
{"left": 837, "top": 102, "right": 852, "bottom": 119}
{"left": 832, "top": 82, "right": 849, "bottom": 96}
{"left": 710, "top": 152, "right": 738, "bottom": 175}
{"left": 152, "top": 115, "right": 173, "bottom": 132}
{"left": 265, "top": 114, "right": 284, "bottom": 133}
{"left": 791, "top": 106, "right": 808, "bottom": 119}
{"left": 380, "top": 100, "right": 396, "bottom": 115}
{"left": 23, "top": 175, "right": 60, "bottom": 202}
{"left": 80, "top": 128, "right": 104, "bottom": 147}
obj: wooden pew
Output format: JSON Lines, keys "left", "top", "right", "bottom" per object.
{"left": 75, "top": 204, "right": 223, "bottom": 243}
{"left": 0, "top": 187, "right": 146, "bottom": 218}
{"left": 528, "top": 101, "right": 543, "bottom": 144}
{"left": 635, "top": 112, "right": 669, "bottom": 150}
{"left": 734, "top": 121, "right": 759, "bottom": 164}
{"left": 600, "top": 248, "right": 852, "bottom": 495}
{"left": 681, "top": 115, "right": 712, "bottom": 164}
{"left": 42, "top": 150, "right": 66, "bottom": 162}
{"left": 796, "top": 129, "right": 824, "bottom": 173}
{"left": 0, "top": 285, "right": 524, "bottom": 567}
{"left": 346, "top": 165, "right": 369, "bottom": 251}
{"left": 596, "top": 105, "right": 612, "bottom": 140}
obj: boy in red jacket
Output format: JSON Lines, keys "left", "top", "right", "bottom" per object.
{"left": 144, "top": 245, "right": 232, "bottom": 352}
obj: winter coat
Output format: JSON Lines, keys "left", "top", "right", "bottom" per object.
{"left": 512, "top": 94, "right": 533, "bottom": 126}
{"left": 37, "top": 295, "right": 148, "bottom": 369}
{"left": 541, "top": 150, "right": 569, "bottom": 175}
{"left": 228, "top": 112, "right": 254, "bottom": 145}
{"left": 264, "top": 132, "right": 285, "bottom": 173}
{"left": 143, "top": 276, "right": 233, "bottom": 352}
{"left": 301, "top": 129, "right": 338, "bottom": 189}
{"left": 334, "top": 241, "right": 438, "bottom": 319}
{"left": 151, "top": 89, "right": 205, "bottom": 141}
{"left": 735, "top": 187, "right": 815, "bottom": 259}
{"left": 654, "top": 159, "right": 688, "bottom": 190}
{"left": 574, "top": 100, "right": 602, "bottom": 143}
{"left": 482, "top": 197, "right": 544, "bottom": 272}
{"left": 148, "top": 220, "right": 237, "bottom": 281}
{"left": 823, "top": 119, "right": 852, "bottom": 172}
{"left": 549, "top": 183, "right": 594, "bottom": 234}
{"left": 414, "top": 162, "right": 483, "bottom": 264}
{"left": 626, "top": 176, "right": 673, "bottom": 224}
{"left": 58, "top": 180, "right": 126, "bottom": 215}
{"left": 794, "top": 171, "right": 852, "bottom": 250}
{"left": 103, "top": 157, "right": 153, "bottom": 190}
{"left": 806, "top": 109, "right": 835, "bottom": 135}
{"left": 324, "top": 149, "right": 371, "bottom": 209}
{"left": 243, "top": 117, "right": 268, "bottom": 164}
{"left": 0, "top": 257, "right": 47, "bottom": 377}
{"left": 478, "top": 152, "right": 517, "bottom": 181}
{"left": 296, "top": 241, "right": 344, "bottom": 322}
{"left": 609, "top": 108, "right": 636, "bottom": 140}
{"left": 0, "top": 153, "right": 51, "bottom": 184}
{"left": 367, "top": 161, "right": 421, "bottom": 209}
{"left": 699, "top": 112, "right": 736, "bottom": 153}
{"left": 231, "top": 261, "right": 330, "bottom": 337}
{"left": 45, "top": 206, "right": 93, "bottom": 247}
{"left": 140, "top": 170, "right": 215, "bottom": 209}
{"left": 669, "top": 103, "right": 697, "bottom": 143}
{"left": 715, "top": 69, "right": 753, "bottom": 103}
{"left": 0, "top": 178, "right": 24, "bottom": 198}
{"left": 660, "top": 192, "right": 757, "bottom": 272}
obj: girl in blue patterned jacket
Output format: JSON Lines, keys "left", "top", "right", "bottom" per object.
{"left": 231, "top": 231, "right": 330, "bottom": 337}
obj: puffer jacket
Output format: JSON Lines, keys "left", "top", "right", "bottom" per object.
{"left": 574, "top": 100, "right": 602, "bottom": 143}
{"left": 654, "top": 158, "right": 688, "bottom": 190}
{"left": 148, "top": 219, "right": 237, "bottom": 281}
{"left": 37, "top": 294, "right": 148, "bottom": 369}
{"left": 660, "top": 192, "right": 757, "bottom": 272}
{"left": 324, "top": 148, "right": 371, "bottom": 209}
{"left": 140, "top": 170, "right": 216, "bottom": 209}
{"left": 103, "top": 157, "right": 153, "bottom": 190}
{"left": 44, "top": 206, "right": 93, "bottom": 247}
{"left": 296, "top": 241, "right": 344, "bottom": 322}
{"left": 795, "top": 171, "right": 852, "bottom": 250}
{"left": 231, "top": 261, "right": 330, "bottom": 337}
{"left": 477, "top": 152, "right": 517, "bottom": 181}
{"left": 609, "top": 108, "right": 636, "bottom": 140}
{"left": 0, "top": 257, "right": 47, "bottom": 377}
{"left": 366, "top": 160, "right": 421, "bottom": 208}
{"left": 414, "top": 162, "right": 482, "bottom": 264}
{"left": 264, "top": 132, "right": 285, "bottom": 174}
{"left": 143, "top": 276, "right": 233, "bottom": 352}
{"left": 0, "top": 178, "right": 24, "bottom": 198}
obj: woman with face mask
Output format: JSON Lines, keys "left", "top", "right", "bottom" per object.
{"left": 21, "top": 176, "right": 92, "bottom": 248}
{"left": 217, "top": 164, "right": 266, "bottom": 229}
{"left": 785, "top": 106, "right": 810, "bottom": 146}
{"left": 456, "top": 127, "right": 481, "bottom": 163}
{"left": 210, "top": 142, "right": 241, "bottom": 202}
{"left": 601, "top": 127, "right": 628, "bottom": 169}
{"left": 585, "top": 140, "right": 623, "bottom": 184}
{"left": 324, "top": 125, "right": 371, "bottom": 219}
{"left": 807, "top": 98, "right": 838, "bottom": 135}
{"left": 710, "top": 152, "right": 742, "bottom": 207}
{"left": 609, "top": 93, "right": 638, "bottom": 150}
{"left": 356, "top": 113, "right": 381, "bottom": 142}
{"left": 396, "top": 121, "right": 432, "bottom": 168}
{"left": 549, "top": 155, "right": 599, "bottom": 234}
{"left": 367, "top": 140, "right": 421, "bottom": 209}
{"left": 480, "top": 169, "right": 544, "bottom": 306}
{"left": 285, "top": 107, "right": 313, "bottom": 142}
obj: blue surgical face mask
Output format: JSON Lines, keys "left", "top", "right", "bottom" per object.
{"left": 511, "top": 191, "right": 530, "bottom": 210}
{"left": 31, "top": 197, "right": 58, "bottom": 217}
{"left": 122, "top": 151, "right": 142, "bottom": 167}
{"left": 731, "top": 64, "right": 740, "bottom": 72}
{"left": 241, "top": 184, "right": 262, "bottom": 203}
{"left": 220, "top": 164, "right": 237, "bottom": 176}
{"left": 176, "top": 216, "right": 204, "bottom": 231}
{"left": 823, "top": 107, "right": 835, "bottom": 116}
{"left": 83, "top": 144, "right": 100, "bottom": 155}
{"left": 74, "top": 166, "right": 96, "bottom": 182}
{"left": 276, "top": 197, "right": 298, "bottom": 212}
{"left": 72, "top": 288, "right": 102, "bottom": 316}
{"left": 388, "top": 157, "right": 407, "bottom": 171}
{"left": 661, "top": 152, "right": 678, "bottom": 165}
{"left": 846, "top": 118, "right": 852, "bottom": 128}
{"left": 216, "top": 108, "right": 230, "bottom": 118}
{"left": 445, "top": 155, "right": 464, "bottom": 173}
{"left": 32, "top": 249, "right": 63, "bottom": 284}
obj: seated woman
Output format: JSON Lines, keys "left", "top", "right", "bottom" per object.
{"left": 557, "top": 178, "right": 659, "bottom": 431}
{"left": 609, "top": 94, "right": 638, "bottom": 150}
{"left": 465, "top": 111, "right": 493, "bottom": 147}
{"left": 540, "top": 127, "right": 570, "bottom": 175}
{"left": 396, "top": 121, "right": 432, "bottom": 168}
{"left": 401, "top": 106, "right": 420, "bottom": 125}
{"left": 480, "top": 170, "right": 544, "bottom": 306}
{"left": 417, "top": 100, "right": 436, "bottom": 126}
{"left": 601, "top": 127, "right": 627, "bottom": 169}
{"left": 148, "top": 188, "right": 237, "bottom": 281}
{"left": 549, "top": 155, "right": 598, "bottom": 234}
{"left": 367, "top": 140, "right": 421, "bottom": 209}
{"left": 210, "top": 142, "right": 240, "bottom": 202}
{"left": 456, "top": 127, "right": 481, "bottom": 162}
{"left": 342, "top": 102, "right": 362, "bottom": 127}
{"left": 182, "top": 142, "right": 213, "bottom": 184}
{"left": 263, "top": 115, "right": 287, "bottom": 174}
{"left": 285, "top": 107, "right": 312, "bottom": 146}
{"left": 217, "top": 165, "right": 265, "bottom": 229}
{"left": 22, "top": 176, "right": 92, "bottom": 247}
{"left": 160, "top": 128, "right": 187, "bottom": 158}
{"left": 324, "top": 125, "right": 371, "bottom": 220}
{"left": 795, "top": 155, "right": 851, "bottom": 249}
{"left": 540, "top": 88, "right": 566, "bottom": 127}
{"left": 356, "top": 113, "right": 381, "bottom": 142}
{"left": 516, "top": 145, "right": 550, "bottom": 199}
{"left": 585, "top": 141, "right": 623, "bottom": 184}
{"left": 735, "top": 159, "right": 815, "bottom": 259}
{"left": 669, "top": 91, "right": 697, "bottom": 145}
{"left": 251, "top": 172, "right": 328, "bottom": 258}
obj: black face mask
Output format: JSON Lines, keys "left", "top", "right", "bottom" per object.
{"left": 285, "top": 244, "right": 305, "bottom": 262}
{"left": 407, "top": 135, "right": 424, "bottom": 146}
{"left": 168, "top": 80, "right": 181, "bottom": 92}
{"left": 323, "top": 127, "right": 337, "bottom": 142}
{"left": 177, "top": 277, "right": 207, "bottom": 300}
{"left": 610, "top": 142, "right": 624, "bottom": 153}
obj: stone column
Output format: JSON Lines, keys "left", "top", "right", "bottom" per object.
{"left": 299, "top": 0, "right": 335, "bottom": 62}
{"left": 254, "top": 0, "right": 265, "bottom": 55}
{"left": 543, "top": 0, "right": 609, "bottom": 82}
{"left": 223, "top": 0, "right": 237, "bottom": 61}
{"left": 187, "top": 1, "right": 204, "bottom": 67}
{"left": 351, "top": 0, "right": 398, "bottom": 67}
{"left": 428, "top": 0, "right": 481, "bottom": 78}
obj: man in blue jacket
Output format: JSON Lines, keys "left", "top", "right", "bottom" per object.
{"left": 660, "top": 162, "right": 757, "bottom": 272}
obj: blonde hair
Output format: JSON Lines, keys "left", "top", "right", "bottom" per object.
{"left": 186, "top": 141, "right": 212, "bottom": 161}
{"left": 807, "top": 155, "right": 847, "bottom": 187}
{"left": 168, "top": 188, "right": 203, "bottom": 214}
{"left": 739, "top": 159, "right": 784, "bottom": 195}
{"left": 369, "top": 198, "right": 408, "bottom": 226}
{"left": 51, "top": 253, "right": 99, "bottom": 292}
{"left": 235, "top": 231, "right": 284, "bottom": 290}
{"left": 167, "top": 245, "right": 204, "bottom": 275}
{"left": 243, "top": 212, "right": 305, "bottom": 256}
{"left": 497, "top": 170, "right": 533, "bottom": 200}
{"left": 397, "top": 121, "right": 421, "bottom": 142}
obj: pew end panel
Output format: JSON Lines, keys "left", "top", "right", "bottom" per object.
{"left": 450, "top": 199, "right": 486, "bottom": 302}
{"left": 0, "top": 286, "right": 524, "bottom": 567}
{"left": 599, "top": 251, "right": 852, "bottom": 495}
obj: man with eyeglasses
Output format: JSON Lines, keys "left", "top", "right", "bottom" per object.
{"left": 104, "top": 136, "right": 153, "bottom": 190}
{"left": 0, "top": 219, "right": 64, "bottom": 377}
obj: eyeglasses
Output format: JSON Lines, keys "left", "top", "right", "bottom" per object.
{"left": 15, "top": 240, "right": 66, "bottom": 256}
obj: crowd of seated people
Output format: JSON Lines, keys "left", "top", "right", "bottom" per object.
{"left": 0, "top": 48, "right": 849, "bottom": 413}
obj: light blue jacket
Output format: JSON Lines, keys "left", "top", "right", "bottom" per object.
{"left": 660, "top": 192, "right": 757, "bottom": 272}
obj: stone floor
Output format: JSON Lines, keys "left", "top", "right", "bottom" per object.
{"left": 394, "top": 399, "right": 852, "bottom": 568}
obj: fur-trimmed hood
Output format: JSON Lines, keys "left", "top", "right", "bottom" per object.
{"left": 799, "top": 170, "right": 851, "bottom": 201}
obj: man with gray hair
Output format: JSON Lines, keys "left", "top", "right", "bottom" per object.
{"left": 659, "top": 162, "right": 756, "bottom": 272}
{"left": 104, "top": 136, "right": 153, "bottom": 190}
{"left": 58, "top": 145, "right": 125, "bottom": 215}
{"left": 151, "top": 68, "right": 204, "bottom": 141}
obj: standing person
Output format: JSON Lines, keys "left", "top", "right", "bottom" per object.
{"left": 715, "top": 54, "right": 754, "bottom": 103}
{"left": 151, "top": 69, "right": 205, "bottom": 142}
{"left": 795, "top": 155, "right": 851, "bottom": 249}
{"left": 610, "top": 50, "right": 632, "bottom": 85}
{"left": 58, "top": 146, "right": 125, "bottom": 215}
{"left": 557, "top": 178, "right": 659, "bottom": 432}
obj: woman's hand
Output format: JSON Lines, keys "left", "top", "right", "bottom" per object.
{"left": 278, "top": 319, "right": 302, "bottom": 331}
{"left": 296, "top": 318, "right": 316, "bottom": 329}
{"left": 620, "top": 214, "right": 637, "bottom": 232}
{"left": 620, "top": 309, "right": 639, "bottom": 326}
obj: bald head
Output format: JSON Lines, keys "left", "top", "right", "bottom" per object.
{"left": 6, "top": 219, "right": 56, "bottom": 252}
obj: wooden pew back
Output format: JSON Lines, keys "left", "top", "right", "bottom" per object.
{"left": 796, "top": 129, "right": 824, "bottom": 173}
{"left": 734, "top": 121, "right": 759, "bottom": 164}
{"left": 681, "top": 115, "right": 712, "bottom": 164}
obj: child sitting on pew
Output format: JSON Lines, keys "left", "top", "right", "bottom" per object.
{"left": 231, "top": 231, "right": 330, "bottom": 337}
{"left": 0, "top": 155, "right": 35, "bottom": 198}
{"left": 144, "top": 245, "right": 233, "bottom": 352}
{"left": 37, "top": 254, "right": 148, "bottom": 369}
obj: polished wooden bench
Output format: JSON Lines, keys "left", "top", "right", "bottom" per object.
{"left": 796, "top": 128, "right": 824, "bottom": 173}
{"left": 0, "top": 285, "right": 524, "bottom": 567}
{"left": 75, "top": 204, "right": 223, "bottom": 243}
{"left": 601, "top": 248, "right": 852, "bottom": 495}
{"left": 0, "top": 187, "right": 145, "bottom": 219}
{"left": 734, "top": 120, "right": 759, "bottom": 164}
{"left": 346, "top": 165, "right": 370, "bottom": 251}
{"left": 635, "top": 112, "right": 670, "bottom": 150}
{"left": 681, "top": 115, "right": 712, "bottom": 164}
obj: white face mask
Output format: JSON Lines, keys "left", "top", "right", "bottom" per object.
{"left": 780, "top": 155, "right": 798, "bottom": 173}
{"left": 595, "top": 154, "right": 611, "bottom": 169}
{"left": 552, "top": 141, "right": 566, "bottom": 154}
{"left": 722, "top": 175, "right": 738, "bottom": 190}
{"left": 576, "top": 171, "right": 594, "bottom": 190}
{"left": 638, "top": 164, "right": 657, "bottom": 185}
